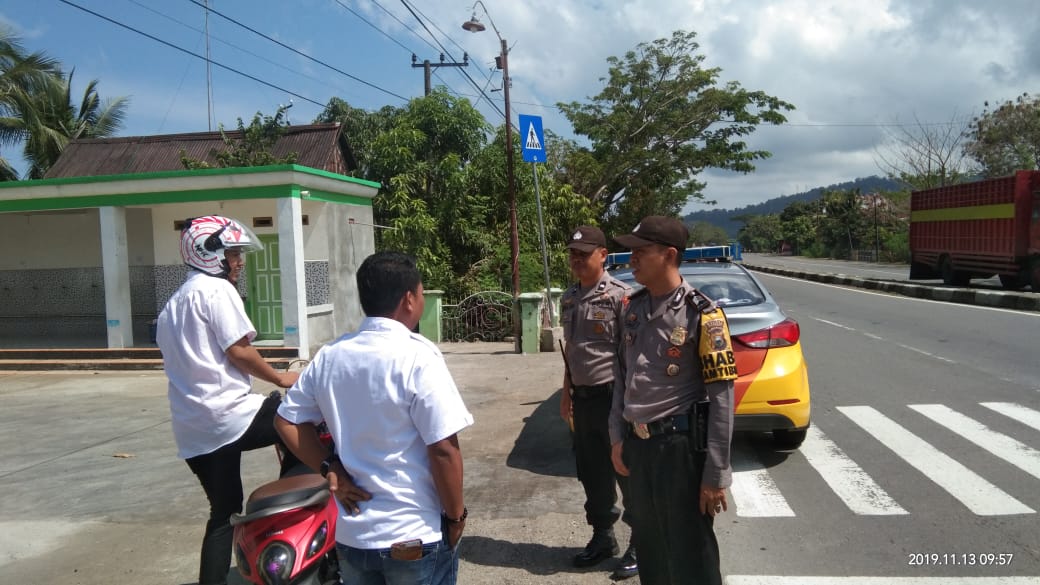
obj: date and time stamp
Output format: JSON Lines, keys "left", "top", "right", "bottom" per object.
{"left": 907, "top": 552, "right": 1015, "bottom": 567}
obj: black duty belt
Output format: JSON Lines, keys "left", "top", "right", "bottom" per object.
{"left": 571, "top": 383, "right": 613, "bottom": 399}
{"left": 631, "top": 414, "right": 690, "bottom": 439}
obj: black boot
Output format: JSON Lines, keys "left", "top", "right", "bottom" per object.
{"left": 612, "top": 542, "right": 638, "bottom": 579}
{"left": 573, "top": 528, "right": 619, "bottom": 568}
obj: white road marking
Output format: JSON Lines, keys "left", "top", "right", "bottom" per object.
{"left": 730, "top": 448, "right": 795, "bottom": 517}
{"left": 800, "top": 426, "right": 907, "bottom": 515}
{"left": 813, "top": 317, "right": 856, "bottom": 330}
{"left": 837, "top": 406, "right": 1034, "bottom": 515}
{"left": 910, "top": 404, "right": 1040, "bottom": 481}
{"left": 727, "top": 577, "right": 1037, "bottom": 585}
{"left": 895, "top": 343, "right": 956, "bottom": 364}
{"left": 981, "top": 402, "right": 1040, "bottom": 432}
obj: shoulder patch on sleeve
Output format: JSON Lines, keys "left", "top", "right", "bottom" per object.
{"left": 685, "top": 288, "right": 716, "bottom": 313}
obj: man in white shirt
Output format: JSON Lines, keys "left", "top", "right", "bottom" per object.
{"left": 156, "top": 216, "right": 301, "bottom": 585}
{"left": 277, "top": 251, "right": 473, "bottom": 585}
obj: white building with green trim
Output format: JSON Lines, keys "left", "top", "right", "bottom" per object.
{"left": 0, "top": 125, "right": 379, "bottom": 358}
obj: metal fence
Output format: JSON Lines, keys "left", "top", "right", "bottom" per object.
{"left": 441, "top": 291, "right": 514, "bottom": 342}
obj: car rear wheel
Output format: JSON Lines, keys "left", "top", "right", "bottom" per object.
{"left": 772, "top": 428, "right": 807, "bottom": 449}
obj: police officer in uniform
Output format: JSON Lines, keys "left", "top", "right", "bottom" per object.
{"left": 608, "top": 216, "right": 736, "bottom": 585}
{"left": 560, "top": 225, "right": 638, "bottom": 579}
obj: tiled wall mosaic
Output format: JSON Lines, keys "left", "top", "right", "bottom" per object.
{"left": 0, "top": 262, "right": 330, "bottom": 316}
{"left": 0, "top": 267, "right": 156, "bottom": 316}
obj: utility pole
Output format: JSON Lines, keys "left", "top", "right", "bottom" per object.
{"left": 411, "top": 54, "right": 469, "bottom": 96}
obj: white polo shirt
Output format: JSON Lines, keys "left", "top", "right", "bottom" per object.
{"left": 278, "top": 317, "right": 474, "bottom": 549}
{"left": 157, "top": 270, "right": 263, "bottom": 459}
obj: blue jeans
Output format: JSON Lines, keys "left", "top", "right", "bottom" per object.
{"left": 337, "top": 533, "right": 459, "bottom": 585}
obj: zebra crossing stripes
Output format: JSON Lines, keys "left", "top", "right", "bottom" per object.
{"left": 727, "top": 402, "right": 1040, "bottom": 518}
{"left": 797, "top": 425, "right": 906, "bottom": 515}
{"left": 835, "top": 406, "right": 1032, "bottom": 515}
{"left": 730, "top": 447, "right": 795, "bottom": 517}
{"left": 909, "top": 404, "right": 1040, "bottom": 481}
{"left": 981, "top": 401, "right": 1040, "bottom": 432}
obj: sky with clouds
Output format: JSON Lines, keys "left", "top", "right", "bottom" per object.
{"left": 3, "top": 0, "right": 1039, "bottom": 213}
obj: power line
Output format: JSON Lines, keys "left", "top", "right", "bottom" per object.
{"left": 397, "top": 0, "right": 506, "bottom": 121}
{"left": 186, "top": 0, "right": 408, "bottom": 102}
{"left": 125, "top": 0, "right": 360, "bottom": 102}
{"left": 56, "top": 0, "right": 327, "bottom": 108}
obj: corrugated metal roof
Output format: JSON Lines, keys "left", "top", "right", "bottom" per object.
{"left": 45, "top": 123, "right": 356, "bottom": 179}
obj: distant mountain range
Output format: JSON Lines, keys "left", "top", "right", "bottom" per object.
{"left": 683, "top": 175, "right": 904, "bottom": 238}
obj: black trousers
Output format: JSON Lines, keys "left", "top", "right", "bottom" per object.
{"left": 185, "top": 392, "right": 300, "bottom": 585}
{"left": 572, "top": 387, "right": 633, "bottom": 532}
{"left": 623, "top": 431, "right": 721, "bottom": 585}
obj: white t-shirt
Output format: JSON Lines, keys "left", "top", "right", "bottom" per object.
{"left": 278, "top": 317, "right": 474, "bottom": 549}
{"left": 157, "top": 270, "right": 263, "bottom": 459}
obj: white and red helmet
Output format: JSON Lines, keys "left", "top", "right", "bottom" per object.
{"left": 179, "top": 215, "right": 263, "bottom": 276}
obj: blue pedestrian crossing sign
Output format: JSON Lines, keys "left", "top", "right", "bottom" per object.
{"left": 519, "top": 114, "right": 545, "bottom": 163}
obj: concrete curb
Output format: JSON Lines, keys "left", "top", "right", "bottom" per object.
{"left": 742, "top": 263, "right": 1040, "bottom": 313}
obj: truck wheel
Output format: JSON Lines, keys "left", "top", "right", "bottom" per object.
{"left": 999, "top": 273, "right": 1027, "bottom": 290}
{"left": 941, "top": 257, "right": 968, "bottom": 286}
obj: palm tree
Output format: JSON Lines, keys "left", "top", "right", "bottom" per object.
{"left": 0, "top": 26, "right": 61, "bottom": 180}
{"left": 0, "top": 27, "right": 128, "bottom": 180}
{"left": 22, "top": 70, "right": 129, "bottom": 179}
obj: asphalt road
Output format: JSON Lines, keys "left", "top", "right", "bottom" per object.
{"left": 741, "top": 253, "right": 1010, "bottom": 290}
{"left": 720, "top": 271, "right": 1040, "bottom": 582}
{"left": 2, "top": 269, "right": 1039, "bottom": 584}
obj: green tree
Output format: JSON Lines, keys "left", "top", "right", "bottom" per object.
{"left": 0, "top": 27, "right": 60, "bottom": 180}
{"left": 688, "top": 221, "right": 730, "bottom": 246}
{"left": 737, "top": 214, "right": 783, "bottom": 254}
{"left": 964, "top": 93, "right": 1040, "bottom": 177}
{"left": 17, "top": 70, "right": 128, "bottom": 179}
{"left": 181, "top": 104, "right": 297, "bottom": 169}
{"left": 557, "top": 30, "right": 794, "bottom": 234}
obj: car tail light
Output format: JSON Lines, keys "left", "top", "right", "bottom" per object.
{"left": 734, "top": 319, "right": 800, "bottom": 348}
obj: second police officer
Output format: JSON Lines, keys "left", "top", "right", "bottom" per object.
{"left": 559, "top": 225, "right": 638, "bottom": 579}
{"left": 608, "top": 216, "right": 737, "bottom": 585}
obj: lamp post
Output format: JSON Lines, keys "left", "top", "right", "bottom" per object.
{"left": 873, "top": 193, "right": 880, "bottom": 263}
{"left": 463, "top": 2, "right": 519, "bottom": 300}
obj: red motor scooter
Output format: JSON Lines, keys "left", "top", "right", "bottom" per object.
{"left": 231, "top": 420, "right": 340, "bottom": 585}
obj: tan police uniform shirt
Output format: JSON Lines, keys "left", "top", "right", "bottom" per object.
{"left": 561, "top": 273, "right": 631, "bottom": 387}
{"left": 609, "top": 280, "right": 736, "bottom": 488}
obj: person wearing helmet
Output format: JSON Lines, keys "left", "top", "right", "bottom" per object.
{"left": 156, "top": 215, "right": 301, "bottom": 585}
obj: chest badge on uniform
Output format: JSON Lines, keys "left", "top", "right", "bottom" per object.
{"left": 666, "top": 363, "right": 680, "bottom": 376}
{"left": 592, "top": 310, "right": 605, "bottom": 320}
{"left": 562, "top": 298, "right": 574, "bottom": 308}
{"left": 669, "top": 326, "right": 687, "bottom": 346}
{"left": 667, "top": 346, "right": 682, "bottom": 358}
{"left": 594, "top": 323, "right": 606, "bottom": 334}
{"left": 625, "top": 332, "right": 634, "bottom": 345}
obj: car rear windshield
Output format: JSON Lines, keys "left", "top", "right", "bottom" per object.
{"left": 611, "top": 268, "right": 766, "bottom": 308}
{"left": 681, "top": 271, "right": 765, "bottom": 307}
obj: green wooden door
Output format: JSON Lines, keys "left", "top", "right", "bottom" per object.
{"left": 247, "top": 235, "right": 282, "bottom": 341}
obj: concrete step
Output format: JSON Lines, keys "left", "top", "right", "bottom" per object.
{"left": 0, "top": 347, "right": 299, "bottom": 371}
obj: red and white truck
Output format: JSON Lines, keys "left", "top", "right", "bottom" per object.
{"left": 909, "top": 170, "right": 1040, "bottom": 290}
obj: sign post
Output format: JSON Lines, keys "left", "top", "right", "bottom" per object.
{"left": 519, "top": 114, "right": 553, "bottom": 325}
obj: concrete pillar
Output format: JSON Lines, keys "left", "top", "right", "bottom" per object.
{"left": 99, "top": 207, "right": 133, "bottom": 348}
{"left": 546, "top": 287, "right": 564, "bottom": 327}
{"left": 277, "top": 197, "right": 309, "bottom": 359}
{"left": 419, "top": 289, "right": 444, "bottom": 343}
{"left": 517, "top": 292, "right": 544, "bottom": 354}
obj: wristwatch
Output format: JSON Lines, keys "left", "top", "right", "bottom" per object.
{"left": 443, "top": 507, "right": 468, "bottom": 524}
{"left": 319, "top": 453, "right": 338, "bottom": 478}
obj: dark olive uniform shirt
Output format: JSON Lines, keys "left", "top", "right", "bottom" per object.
{"left": 561, "top": 272, "right": 631, "bottom": 386}
{"left": 609, "top": 280, "right": 735, "bottom": 488}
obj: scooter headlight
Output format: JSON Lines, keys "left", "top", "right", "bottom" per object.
{"left": 307, "top": 521, "right": 330, "bottom": 559}
{"left": 258, "top": 541, "right": 295, "bottom": 585}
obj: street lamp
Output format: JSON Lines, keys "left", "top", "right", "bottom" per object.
{"left": 463, "top": 1, "right": 519, "bottom": 300}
